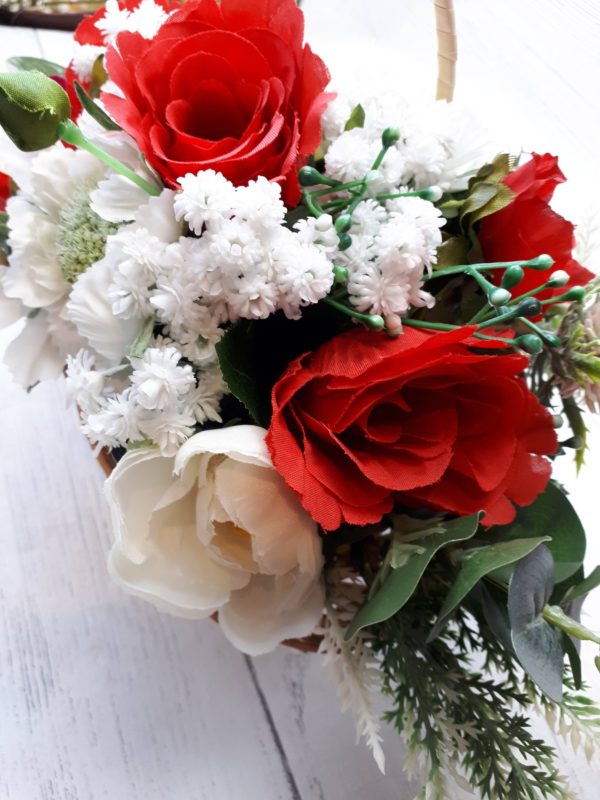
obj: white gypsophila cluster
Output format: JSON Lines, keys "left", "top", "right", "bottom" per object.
{"left": 336, "top": 197, "right": 444, "bottom": 328}
{"left": 321, "top": 92, "right": 492, "bottom": 194}
{"left": 66, "top": 341, "right": 226, "bottom": 456}
{"left": 70, "top": 0, "right": 171, "bottom": 83}
{"left": 172, "top": 171, "right": 335, "bottom": 321}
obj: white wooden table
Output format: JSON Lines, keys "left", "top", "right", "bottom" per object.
{"left": 1, "top": 2, "right": 599, "bottom": 797}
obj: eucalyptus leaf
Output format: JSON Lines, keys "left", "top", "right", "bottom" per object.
{"left": 7, "top": 56, "right": 65, "bottom": 78}
{"left": 74, "top": 81, "right": 120, "bottom": 132}
{"left": 345, "top": 512, "right": 481, "bottom": 640}
{"left": 508, "top": 545, "right": 564, "bottom": 701}
{"left": 489, "top": 481, "right": 586, "bottom": 584}
{"left": 428, "top": 536, "right": 550, "bottom": 642}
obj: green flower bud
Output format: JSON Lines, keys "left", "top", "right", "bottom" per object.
{"left": 516, "top": 297, "right": 542, "bottom": 318}
{"left": 338, "top": 232, "right": 352, "bottom": 251}
{"left": 501, "top": 265, "right": 525, "bottom": 289}
{"left": 565, "top": 286, "right": 586, "bottom": 302}
{"left": 334, "top": 214, "right": 353, "bottom": 234}
{"left": 0, "top": 70, "right": 71, "bottom": 151}
{"left": 381, "top": 127, "right": 400, "bottom": 147}
{"left": 528, "top": 254, "right": 554, "bottom": 270}
{"left": 515, "top": 334, "right": 543, "bottom": 354}
{"left": 298, "top": 166, "right": 325, "bottom": 187}
{"left": 490, "top": 287, "right": 511, "bottom": 306}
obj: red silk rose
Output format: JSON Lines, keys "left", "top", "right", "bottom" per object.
{"left": 479, "top": 153, "right": 595, "bottom": 299}
{"left": 266, "top": 326, "right": 557, "bottom": 531}
{"left": 64, "top": 0, "right": 175, "bottom": 121}
{"left": 0, "top": 172, "right": 10, "bottom": 212}
{"left": 103, "top": 0, "right": 332, "bottom": 204}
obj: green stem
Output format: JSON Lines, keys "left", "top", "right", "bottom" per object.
{"left": 429, "top": 256, "right": 553, "bottom": 281}
{"left": 310, "top": 178, "right": 366, "bottom": 198}
{"left": 58, "top": 119, "right": 160, "bottom": 196}
{"left": 302, "top": 190, "right": 325, "bottom": 218}
{"left": 375, "top": 189, "right": 433, "bottom": 201}
{"left": 324, "top": 296, "right": 384, "bottom": 329}
{"left": 403, "top": 317, "right": 519, "bottom": 346}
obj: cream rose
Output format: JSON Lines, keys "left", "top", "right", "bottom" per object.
{"left": 105, "top": 425, "right": 324, "bottom": 655}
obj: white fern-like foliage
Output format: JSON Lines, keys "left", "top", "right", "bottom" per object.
{"left": 575, "top": 208, "right": 600, "bottom": 276}
{"left": 318, "top": 565, "right": 386, "bottom": 773}
{"left": 542, "top": 692, "right": 600, "bottom": 764}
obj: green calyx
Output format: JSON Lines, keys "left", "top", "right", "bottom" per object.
{"left": 0, "top": 70, "right": 71, "bottom": 151}
{"left": 56, "top": 189, "right": 118, "bottom": 283}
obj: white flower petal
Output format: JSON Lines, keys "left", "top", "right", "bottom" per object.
{"left": 90, "top": 173, "right": 151, "bottom": 223}
{"left": 67, "top": 258, "right": 143, "bottom": 363}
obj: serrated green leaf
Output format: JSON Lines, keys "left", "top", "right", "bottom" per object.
{"left": 428, "top": 536, "right": 550, "bottom": 641}
{"left": 7, "top": 56, "right": 65, "bottom": 78}
{"left": 489, "top": 481, "right": 586, "bottom": 584}
{"left": 0, "top": 70, "right": 71, "bottom": 151}
{"left": 508, "top": 544, "right": 564, "bottom": 701}
{"left": 216, "top": 320, "right": 266, "bottom": 425}
{"left": 74, "top": 81, "right": 121, "bottom": 132}
{"left": 344, "top": 103, "right": 365, "bottom": 131}
{"left": 345, "top": 512, "right": 481, "bottom": 640}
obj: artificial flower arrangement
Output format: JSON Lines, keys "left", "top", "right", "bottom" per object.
{"left": 1, "top": 0, "right": 600, "bottom": 796}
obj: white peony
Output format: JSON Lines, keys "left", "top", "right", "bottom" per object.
{"left": 106, "top": 426, "right": 324, "bottom": 655}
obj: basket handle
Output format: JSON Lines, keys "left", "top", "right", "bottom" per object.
{"left": 434, "top": 0, "right": 457, "bottom": 101}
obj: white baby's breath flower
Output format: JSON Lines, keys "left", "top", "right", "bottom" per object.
{"left": 138, "top": 405, "right": 196, "bottom": 456}
{"left": 293, "top": 215, "right": 339, "bottom": 253}
{"left": 233, "top": 177, "right": 286, "bottom": 231}
{"left": 83, "top": 390, "right": 142, "bottom": 449}
{"left": 272, "top": 235, "right": 334, "bottom": 319}
{"left": 174, "top": 170, "right": 237, "bottom": 233}
{"left": 95, "top": 0, "right": 169, "bottom": 44}
{"left": 65, "top": 349, "right": 106, "bottom": 413}
{"left": 130, "top": 346, "right": 195, "bottom": 411}
{"left": 106, "top": 426, "right": 324, "bottom": 654}
{"left": 325, "top": 128, "right": 376, "bottom": 184}
{"left": 183, "top": 365, "right": 226, "bottom": 424}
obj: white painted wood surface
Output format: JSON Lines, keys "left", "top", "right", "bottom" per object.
{"left": 0, "top": 2, "right": 599, "bottom": 797}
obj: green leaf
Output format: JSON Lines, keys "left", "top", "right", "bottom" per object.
{"left": 434, "top": 235, "right": 469, "bottom": 269}
{"left": 428, "top": 536, "right": 550, "bottom": 641}
{"left": 508, "top": 544, "right": 564, "bottom": 701}
{"left": 562, "top": 632, "right": 582, "bottom": 689}
{"left": 128, "top": 313, "right": 156, "bottom": 359}
{"left": 7, "top": 56, "right": 65, "bottom": 78}
{"left": 216, "top": 320, "right": 266, "bottom": 425}
{"left": 0, "top": 71, "right": 71, "bottom": 151}
{"left": 563, "top": 566, "right": 600, "bottom": 603}
{"left": 489, "top": 481, "right": 586, "bottom": 585}
{"left": 344, "top": 103, "right": 365, "bottom": 131}
{"left": 0, "top": 210, "right": 9, "bottom": 256}
{"left": 73, "top": 81, "right": 121, "bottom": 132}
{"left": 562, "top": 395, "right": 588, "bottom": 472}
{"left": 345, "top": 513, "right": 481, "bottom": 640}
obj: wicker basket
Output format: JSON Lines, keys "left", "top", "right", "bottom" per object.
{"left": 0, "top": 1, "right": 102, "bottom": 30}
{"left": 89, "top": 0, "right": 456, "bottom": 654}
